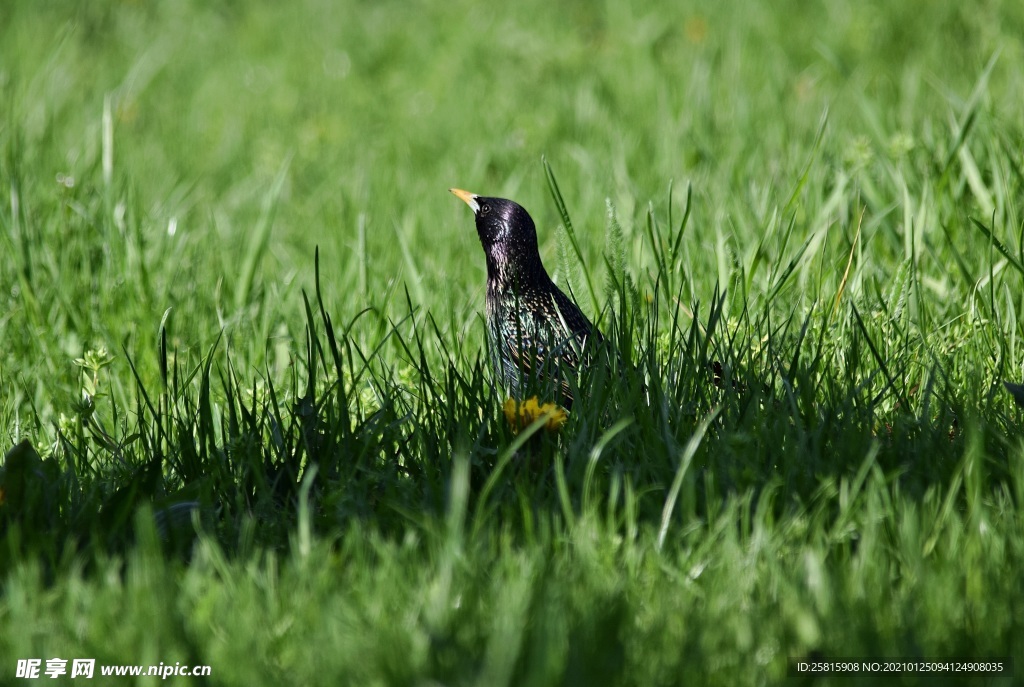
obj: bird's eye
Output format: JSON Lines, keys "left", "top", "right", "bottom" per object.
{"left": 479, "top": 203, "right": 491, "bottom": 216}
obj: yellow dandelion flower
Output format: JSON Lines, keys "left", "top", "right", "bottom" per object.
{"left": 503, "top": 396, "right": 567, "bottom": 433}
{"left": 502, "top": 397, "right": 519, "bottom": 426}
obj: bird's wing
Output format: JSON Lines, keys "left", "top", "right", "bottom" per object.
{"left": 495, "top": 291, "right": 600, "bottom": 404}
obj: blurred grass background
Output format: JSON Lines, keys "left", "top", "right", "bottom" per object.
{"left": 2, "top": 0, "right": 1024, "bottom": 684}
{"left": 3, "top": 0, "right": 1022, "bottom": 396}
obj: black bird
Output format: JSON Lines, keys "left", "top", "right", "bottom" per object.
{"left": 451, "top": 188, "right": 601, "bottom": 407}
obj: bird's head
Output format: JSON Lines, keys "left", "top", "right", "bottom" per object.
{"left": 450, "top": 188, "right": 543, "bottom": 284}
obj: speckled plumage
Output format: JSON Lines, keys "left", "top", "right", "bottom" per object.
{"left": 451, "top": 189, "right": 600, "bottom": 407}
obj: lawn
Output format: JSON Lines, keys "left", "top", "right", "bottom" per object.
{"left": 1, "top": 0, "right": 1023, "bottom": 685}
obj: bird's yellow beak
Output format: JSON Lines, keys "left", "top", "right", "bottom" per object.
{"left": 449, "top": 188, "right": 480, "bottom": 213}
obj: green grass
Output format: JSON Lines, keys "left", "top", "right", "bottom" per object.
{"left": 2, "top": 0, "right": 1024, "bottom": 684}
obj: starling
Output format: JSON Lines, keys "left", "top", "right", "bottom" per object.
{"left": 451, "top": 188, "right": 601, "bottom": 408}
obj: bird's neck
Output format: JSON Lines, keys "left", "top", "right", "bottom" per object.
{"left": 486, "top": 249, "right": 548, "bottom": 294}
